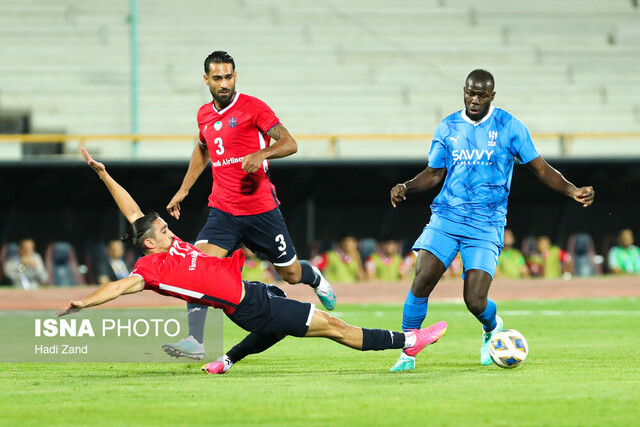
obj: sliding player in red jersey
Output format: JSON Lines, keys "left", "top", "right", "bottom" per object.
{"left": 163, "top": 51, "right": 335, "bottom": 360}
{"left": 57, "top": 149, "right": 447, "bottom": 374}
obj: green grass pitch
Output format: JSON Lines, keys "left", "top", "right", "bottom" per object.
{"left": 1, "top": 297, "right": 639, "bottom": 426}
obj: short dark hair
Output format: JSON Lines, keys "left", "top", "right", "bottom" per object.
{"left": 121, "top": 213, "right": 161, "bottom": 249}
{"left": 204, "top": 50, "right": 235, "bottom": 74}
{"left": 466, "top": 69, "right": 495, "bottom": 88}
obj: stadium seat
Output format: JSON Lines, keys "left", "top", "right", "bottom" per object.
{"left": 521, "top": 236, "right": 537, "bottom": 258}
{"left": 44, "top": 242, "right": 84, "bottom": 287}
{"left": 83, "top": 242, "right": 107, "bottom": 285}
{"left": 124, "top": 246, "right": 143, "bottom": 270}
{"left": 0, "top": 242, "right": 18, "bottom": 285}
{"left": 566, "top": 233, "right": 602, "bottom": 277}
{"left": 599, "top": 233, "right": 618, "bottom": 274}
{"left": 359, "top": 238, "right": 377, "bottom": 261}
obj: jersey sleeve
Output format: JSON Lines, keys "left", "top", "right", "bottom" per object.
{"left": 252, "top": 98, "right": 281, "bottom": 134}
{"left": 427, "top": 121, "right": 447, "bottom": 168}
{"left": 509, "top": 116, "right": 540, "bottom": 164}
{"left": 130, "top": 258, "right": 159, "bottom": 290}
{"left": 196, "top": 104, "right": 208, "bottom": 146}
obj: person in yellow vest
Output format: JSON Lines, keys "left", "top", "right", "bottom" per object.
{"left": 526, "top": 235, "right": 571, "bottom": 278}
{"left": 313, "top": 235, "right": 365, "bottom": 283}
{"left": 496, "top": 229, "right": 529, "bottom": 279}
{"left": 365, "top": 239, "right": 406, "bottom": 281}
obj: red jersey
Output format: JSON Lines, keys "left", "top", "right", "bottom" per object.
{"left": 197, "top": 92, "right": 281, "bottom": 216}
{"left": 130, "top": 237, "right": 245, "bottom": 315}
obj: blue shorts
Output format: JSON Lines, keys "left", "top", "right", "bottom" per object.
{"left": 412, "top": 214, "right": 504, "bottom": 278}
{"left": 196, "top": 207, "right": 297, "bottom": 267}
{"left": 229, "top": 281, "right": 315, "bottom": 337}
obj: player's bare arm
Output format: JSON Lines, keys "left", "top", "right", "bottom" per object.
{"left": 391, "top": 166, "right": 446, "bottom": 207}
{"left": 81, "top": 147, "right": 145, "bottom": 223}
{"left": 526, "top": 156, "right": 595, "bottom": 207}
{"left": 241, "top": 124, "right": 297, "bottom": 173}
{"left": 167, "top": 144, "right": 210, "bottom": 220}
{"left": 56, "top": 275, "right": 145, "bottom": 317}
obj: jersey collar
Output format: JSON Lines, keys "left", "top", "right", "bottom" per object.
{"left": 461, "top": 105, "right": 494, "bottom": 126}
{"left": 212, "top": 91, "right": 240, "bottom": 115}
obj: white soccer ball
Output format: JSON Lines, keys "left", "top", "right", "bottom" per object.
{"left": 489, "top": 329, "right": 528, "bottom": 368}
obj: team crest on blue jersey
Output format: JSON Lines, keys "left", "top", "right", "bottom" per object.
{"left": 488, "top": 131, "right": 498, "bottom": 146}
{"left": 228, "top": 117, "right": 238, "bottom": 128}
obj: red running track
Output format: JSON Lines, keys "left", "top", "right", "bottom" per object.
{"left": 0, "top": 276, "right": 637, "bottom": 310}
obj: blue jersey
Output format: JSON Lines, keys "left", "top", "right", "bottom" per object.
{"left": 427, "top": 106, "right": 540, "bottom": 227}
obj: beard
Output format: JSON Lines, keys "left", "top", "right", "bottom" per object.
{"left": 212, "top": 89, "right": 234, "bottom": 106}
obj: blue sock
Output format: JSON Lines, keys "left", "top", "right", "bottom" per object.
{"left": 299, "top": 260, "right": 321, "bottom": 288}
{"left": 401, "top": 290, "right": 429, "bottom": 332}
{"left": 475, "top": 298, "right": 497, "bottom": 332}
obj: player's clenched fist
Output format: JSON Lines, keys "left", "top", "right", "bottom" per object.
{"left": 390, "top": 183, "right": 408, "bottom": 208}
{"left": 573, "top": 186, "right": 595, "bottom": 208}
{"left": 241, "top": 152, "right": 266, "bottom": 173}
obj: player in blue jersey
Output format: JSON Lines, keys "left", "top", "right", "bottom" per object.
{"left": 388, "top": 69, "right": 594, "bottom": 371}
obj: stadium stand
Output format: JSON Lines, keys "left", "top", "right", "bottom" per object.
{"left": 0, "top": 0, "right": 638, "bottom": 160}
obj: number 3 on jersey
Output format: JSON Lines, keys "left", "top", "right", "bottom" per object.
{"left": 275, "top": 234, "right": 286, "bottom": 252}
{"left": 213, "top": 137, "right": 224, "bottom": 155}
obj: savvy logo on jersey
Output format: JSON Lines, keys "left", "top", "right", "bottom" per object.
{"left": 452, "top": 149, "right": 494, "bottom": 163}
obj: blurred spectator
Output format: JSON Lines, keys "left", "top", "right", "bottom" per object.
{"left": 442, "top": 252, "right": 463, "bottom": 279}
{"left": 313, "top": 235, "right": 365, "bottom": 283}
{"left": 496, "top": 229, "right": 529, "bottom": 279}
{"left": 96, "top": 240, "right": 130, "bottom": 285}
{"left": 402, "top": 251, "right": 417, "bottom": 279}
{"left": 2, "top": 238, "right": 48, "bottom": 289}
{"left": 365, "top": 239, "right": 406, "bottom": 281}
{"left": 402, "top": 249, "right": 463, "bottom": 280}
{"left": 607, "top": 229, "right": 640, "bottom": 274}
{"left": 241, "top": 245, "right": 275, "bottom": 282}
{"left": 526, "top": 236, "right": 572, "bottom": 278}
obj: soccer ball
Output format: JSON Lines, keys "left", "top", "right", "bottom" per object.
{"left": 489, "top": 329, "right": 528, "bottom": 368}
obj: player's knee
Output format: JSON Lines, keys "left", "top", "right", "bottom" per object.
{"left": 464, "top": 293, "right": 486, "bottom": 315}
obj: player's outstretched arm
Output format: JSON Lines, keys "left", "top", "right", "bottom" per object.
{"left": 167, "top": 144, "right": 210, "bottom": 220}
{"left": 241, "top": 124, "right": 297, "bottom": 173}
{"left": 390, "top": 166, "right": 446, "bottom": 207}
{"left": 526, "top": 156, "right": 595, "bottom": 207}
{"left": 56, "top": 275, "right": 145, "bottom": 317}
{"left": 81, "top": 148, "right": 145, "bottom": 223}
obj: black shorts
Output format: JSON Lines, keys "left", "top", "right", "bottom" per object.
{"left": 228, "top": 281, "right": 315, "bottom": 337}
{"left": 196, "top": 207, "right": 297, "bottom": 267}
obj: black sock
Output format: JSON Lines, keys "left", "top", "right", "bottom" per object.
{"left": 187, "top": 303, "right": 208, "bottom": 343}
{"left": 361, "top": 328, "right": 406, "bottom": 351}
{"left": 299, "top": 260, "right": 321, "bottom": 288}
{"left": 226, "top": 332, "right": 285, "bottom": 364}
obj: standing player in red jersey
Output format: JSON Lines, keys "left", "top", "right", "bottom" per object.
{"left": 58, "top": 149, "right": 447, "bottom": 375}
{"left": 163, "top": 51, "right": 337, "bottom": 360}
